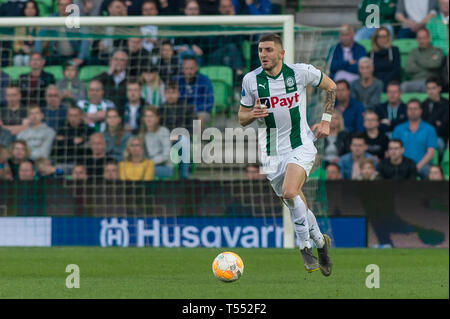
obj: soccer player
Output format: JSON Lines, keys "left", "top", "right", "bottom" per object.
{"left": 238, "top": 33, "right": 335, "bottom": 276}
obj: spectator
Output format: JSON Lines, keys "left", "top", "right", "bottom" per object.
{"left": 0, "top": 85, "right": 28, "bottom": 136}
{"left": 119, "top": 136, "right": 155, "bottom": 181}
{"left": 8, "top": 139, "right": 31, "bottom": 179}
{"left": 233, "top": 0, "right": 272, "bottom": 15}
{"left": 18, "top": 160, "right": 35, "bottom": 181}
{"left": 355, "top": 0, "right": 397, "bottom": 41}
{"left": 42, "top": 85, "right": 67, "bottom": 132}
{"left": 323, "top": 110, "right": 350, "bottom": 165}
{"left": 355, "top": 158, "right": 380, "bottom": 180}
{"left": 140, "top": 67, "right": 166, "bottom": 107}
{"left": 0, "top": 56, "right": 10, "bottom": 103}
{"left": 18, "top": 52, "right": 55, "bottom": 107}
{"left": 56, "top": 62, "right": 86, "bottom": 103}
{"left": 338, "top": 133, "right": 378, "bottom": 180}
{"left": 12, "top": 0, "right": 40, "bottom": 66}
{"left": 33, "top": 0, "right": 90, "bottom": 66}
{"left": 100, "top": 0, "right": 144, "bottom": 15}
{"left": 159, "top": 80, "right": 197, "bottom": 134}
{"left": 402, "top": 28, "right": 444, "bottom": 93}
{"left": 35, "top": 157, "right": 62, "bottom": 179}
{"left": 175, "top": 56, "right": 214, "bottom": 123}
{"left": 122, "top": 81, "right": 146, "bottom": 133}
{"left": 140, "top": 0, "right": 159, "bottom": 54}
{"left": 421, "top": 76, "right": 449, "bottom": 152}
{"left": 139, "top": 106, "right": 173, "bottom": 179}
{"left": 329, "top": 24, "right": 367, "bottom": 83}
{"left": 377, "top": 139, "right": 417, "bottom": 180}
{"left": 427, "top": 164, "right": 445, "bottom": 180}
{"left": 17, "top": 105, "right": 56, "bottom": 160}
{"left": 245, "top": 163, "right": 264, "bottom": 180}
{"left": 375, "top": 81, "right": 408, "bottom": 136}
{"left": 0, "top": 0, "right": 28, "bottom": 17}
{"left": 74, "top": 0, "right": 102, "bottom": 16}
{"left": 362, "top": 110, "right": 389, "bottom": 161}
{"left": 95, "top": 50, "right": 129, "bottom": 108}
{"left": 77, "top": 80, "right": 115, "bottom": 132}
{"left": 351, "top": 57, "right": 383, "bottom": 110}
{"left": 51, "top": 105, "right": 95, "bottom": 167}
{"left": 326, "top": 163, "right": 342, "bottom": 181}
{"left": 159, "top": 40, "right": 181, "bottom": 83}
{"left": 72, "top": 164, "right": 88, "bottom": 181}
{"left": 0, "top": 145, "right": 11, "bottom": 181}
{"left": 103, "top": 108, "right": 131, "bottom": 161}
{"left": 427, "top": 0, "right": 449, "bottom": 56}
{"left": 184, "top": 0, "right": 200, "bottom": 15}
{"left": 368, "top": 27, "right": 401, "bottom": 91}
{"left": 393, "top": 99, "right": 438, "bottom": 179}
{"left": 82, "top": 133, "right": 114, "bottom": 180}
{"left": 157, "top": 0, "right": 181, "bottom": 15}
{"left": 395, "top": 0, "right": 438, "bottom": 39}
{"left": 125, "top": 38, "right": 152, "bottom": 81}
{"left": 335, "top": 80, "right": 365, "bottom": 134}
{"left": 104, "top": 160, "right": 120, "bottom": 180}
{"left": 0, "top": 120, "right": 14, "bottom": 147}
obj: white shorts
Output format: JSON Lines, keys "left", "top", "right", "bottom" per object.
{"left": 263, "top": 143, "right": 317, "bottom": 197}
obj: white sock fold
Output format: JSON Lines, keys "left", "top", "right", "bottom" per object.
{"left": 284, "top": 195, "right": 311, "bottom": 249}
{"left": 307, "top": 209, "right": 324, "bottom": 249}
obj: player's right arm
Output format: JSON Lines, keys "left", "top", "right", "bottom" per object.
{"left": 238, "top": 99, "right": 268, "bottom": 126}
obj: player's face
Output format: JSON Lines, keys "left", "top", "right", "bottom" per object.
{"left": 258, "top": 41, "right": 284, "bottom": 72}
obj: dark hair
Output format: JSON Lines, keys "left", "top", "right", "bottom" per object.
{"left": 165, "top": 80, "right": 179, "bottom": 91}
{"left": 161, "top": 40, "right": 172, "bottom": 47}
{"left": 326, "top": 162, "right": 341, "bottom": 172}
{"left": 386, "top": 81, "right": 401, "bottom": 90}
{"left": 350, "top": 132, "right": 366, "bottom": 143}
{"left": 142, "top": 0, "right": 158, "bottom": 8}
{"left": 336, "top": 79, "right": 350, "bottom": 90}
{"left": 407, "top": 98, "right": 422, "bottom": 108}
{"left": 182, "top": 55, "right": 197, "bottom": 63}
{"left": 429, "top": 165, "right": 444, "bottom": 178}
{"left": 5, "top": 84, "right": 21, "bottom": 92}
{"left": 425, "top": 76, "right": 442, "bottom": 87}
{"left": 109, "top": 0, "right": 126, "bottom": 7}
{"left": 105, "top": 108, "right": 126, "bottom": 147}
{"left": 22, "top": 0, "right": 39, "bottom": 17}
{"left": 389, "top": 139, "right": 403, "bottom": 148}
{"left": 416, "top": 27, "right": 430, "bottom": 37}
{"left": 259, "top": 33, "right": 283, "bottom": 48}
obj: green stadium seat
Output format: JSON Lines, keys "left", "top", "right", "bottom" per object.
{"left": 199, "top": 65, "right": 233, "bottom": 88}
{"left": 211, "top": 80, "right": 231, "bottom": 114}
{"left": 442, "top": 93, "right": 449, "bottom": 100}
{"left": 79, "top": 65, "right": 109, "bottom": 84}
{"left": 358, "top": 39, "right": 372, "bottom": 53}
{"left": 44, "top": 65, "right": 64, "bottom": 81}
{"left": 242, "top": 40, "right": 251, "bottom": 73}
{"left": 393, "top": 39, "right": 418, "bottom": 55}
{"left": 380, "top": 92, "right": 430, "bottom": 104}
{"left": 2, "top": 66, "right": 31, "bottom": 81}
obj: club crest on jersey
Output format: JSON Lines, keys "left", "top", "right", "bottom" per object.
{"left": 259, "top": 92, "right": 299, "bottom": 109}
{"left": 286, "top": 76, "right": 295, "bottom": 88}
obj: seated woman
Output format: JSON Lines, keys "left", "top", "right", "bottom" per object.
{"left": 119, "top": 136, "right": 154, "bottom": 181}
{"left": 139, "top": 106, "right": 173, "bottom": 179}
{"left": 103, "top": 108, "right": 131, "bottom": 162}
{"left": 13, "top": 0, "right": 40, "bottom": 66}
{"left": 368, "top": 27, "right": 401, "bottom": 91}
{"left": 323, "top": 110, "right": 350, "bottom": 166}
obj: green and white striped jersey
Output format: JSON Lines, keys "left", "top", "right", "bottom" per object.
{"left": 240, "top": 63, "right": 323, "bottom": 157}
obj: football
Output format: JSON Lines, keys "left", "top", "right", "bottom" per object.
{"left": 212, "top": 252, "right": 244, "bottom": 282}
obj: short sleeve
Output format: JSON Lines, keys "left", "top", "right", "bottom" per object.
{"left": 427, "top": 125, "right": 438, "bottom": 149}
{"left": 240, "top": 74, "right": 255, "bottom": 108}
{"left": 296, "top": 63, "right": 323, "bottom": 88}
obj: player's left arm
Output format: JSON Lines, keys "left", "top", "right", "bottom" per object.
{"left": 311, "top": 72, "right": 337, "bottom": 138}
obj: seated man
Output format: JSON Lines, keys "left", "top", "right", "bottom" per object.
{"left": 79, "top": 133, "right": 114, "bottom": 180}
{"left": 104, "top": 160, "right": 120, "bottom": 180}
{"left": 334, "top": 80, "right": 365, "bottom": 134}
{"left": 0, "top": 85, "right": 28, "bottom": 136}
{"left": 421, "top": 76, "right": 449, "bottom": 153}
{"left": 122, "top": 81, "right": 146, "bottom": 133}
{"left": 377, "top": 139, "right": 417, "bottom": 180}
{"left": 43, "top": 85, "right": 67, "bottom": 132}
{"left": 350, "top": 57, "right": 383, "bottom": 110}
{"left": 77, "top": 80, "right": 115, "bottom": 132}
{"left": 393, "top": 98, "right": 438, "bottom": 179}
{"left": 329, "top": 24, "right": 367, "bottom": 83}
{"left": 175, "top": 56, "right": 214, "bottom": 124}
{"left": 159, "top": 40, "right": 181, "bottom": 83}
{"left": 395, "top": 0, "right": 438, "bottom": 38}
{"left": 338, "top": 133, "right": 378, "bottom": 180}
{"left": 17, "top": 105, "right": 56, "bottom": 160}
{"left": 71, "top": 164, "right": 88, "bottom": 181}
{"left": 402, "top": 28, "right": 444, "bottom": 93}
{"left": 125, "top": 38, "right": 151, "bottom": 81}
{"left": 362, "top": 110, "right": 389, "bottom": 161}
{"left": 18, "top": 52, "right": 55, "bottom": 107}
{"left": 375, "top": 81, "right": 407, "bottom": 136}
{"left": 18, "top": 160, "right": 36, "bottom": 181}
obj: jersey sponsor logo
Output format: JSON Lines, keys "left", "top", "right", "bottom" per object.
{"left": 259, "top": 92, "right": 300, "bottom": 109}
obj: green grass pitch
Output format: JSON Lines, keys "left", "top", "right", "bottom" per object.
{"left": 0, "top": 247, "right": 448, "bottom": 299}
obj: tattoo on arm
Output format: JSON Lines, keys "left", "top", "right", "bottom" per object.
{"left": 324, "top": 88, "right": 336, "bottom": 115}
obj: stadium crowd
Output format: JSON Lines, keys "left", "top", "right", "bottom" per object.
{"left": 0, "top": 0, "right": 449, "bottom": 183}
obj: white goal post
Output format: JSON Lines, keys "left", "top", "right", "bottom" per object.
{"left": 0, "top": 14, "right": 296, "bottom": 249}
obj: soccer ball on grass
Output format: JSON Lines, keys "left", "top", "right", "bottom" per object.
{"left": 212, "top": 252, "right": 244, "bottom": 282}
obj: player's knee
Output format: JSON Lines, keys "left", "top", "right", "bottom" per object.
{"left": 282, "top": 187, "right": 298, "bottom": 199}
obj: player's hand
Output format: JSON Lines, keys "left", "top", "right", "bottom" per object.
{"left": 252, "top": 98, "right": 269, "bottom": 119}
{"left": 311, "top": 121, "right": 330, "bottom": 139}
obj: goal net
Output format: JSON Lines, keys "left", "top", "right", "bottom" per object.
{"left": 0, "top": 15, "right": 339, "bottom": 249}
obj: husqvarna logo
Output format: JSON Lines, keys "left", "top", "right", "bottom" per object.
{"left": 100, "top": 218, "right": 130, "bottom": 247}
